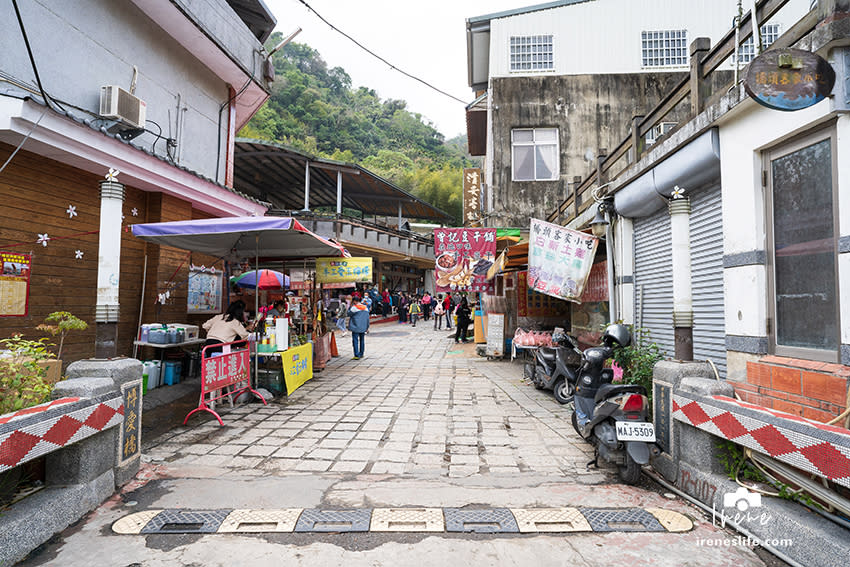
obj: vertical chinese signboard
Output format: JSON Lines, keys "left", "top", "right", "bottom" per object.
{"left": 434, "top": 228, "right": 496, "bottom": 294}
{"left": 463, "top": 168, "right": 482, "bottom": 226}
{"left": 119, "top": 381, "right": 142, "bottom": 463}
{"left": 0, "top": 252, "right": 31, "bottom": 316}
{"left": 528, "top": 218, "right": 598, "bottom": 302}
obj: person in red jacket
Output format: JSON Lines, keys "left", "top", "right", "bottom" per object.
{"left": 442, "top": 293, "right": 453, "bottom": 330}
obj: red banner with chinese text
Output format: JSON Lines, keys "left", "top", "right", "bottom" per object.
{"left": 434, "top": 228, "right": 496, "bottom": 294}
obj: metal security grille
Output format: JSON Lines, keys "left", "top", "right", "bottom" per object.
{"left": 633, "top": 183, "right": 725, "bottom": 376}
{"left": 689, "top": 184, "right": 726, "bottom": 377}
{"left": 634, "top": 206, "right": 674, "bottom": 358}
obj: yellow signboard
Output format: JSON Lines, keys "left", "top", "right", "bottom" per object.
{"left": 282, "top": 343, "right": 313, "bottom": 394}
{"left": 315, "top": 257, "right": 373, "bottom": 283}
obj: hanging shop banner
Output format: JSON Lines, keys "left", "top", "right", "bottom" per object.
{"left": 434, "top": 228, "right": 496, "bottom": 293}
{"left": 528, "top": 219, "right": 598, "bottom": 302}
{"left": 744, "top": 48, "right": 836, "bottom": 112}
{"left": 463, "top": 168, "right": 482, "bottom": 226}
{"left": 187, "top": 266, "right": 222, "bottom": 314}
{"left": 282, "top": 342, "right": 313, "bottom": 394}
{"left": 579, "top": 261, "right": 609, "bottom": 303}
{"left": 517, "top": 271, "right": 571, "bottom": 318}
{"left": 0, "top": 252, "right": 32, "bottom": 317}
{"left": 316, "top": 257, "right": 372, "bottom": 283}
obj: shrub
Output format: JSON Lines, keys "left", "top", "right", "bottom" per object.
{"left": 0, "top": 335, "right": 56, "bottom": 415}
{"left": 36, "top": 311, "right": 88, "bottom": 359}
{"left": 612, "top": 325, "right": 664, "bottom": 404}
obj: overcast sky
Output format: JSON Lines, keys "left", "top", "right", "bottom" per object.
{"left": 262, "top": 0, "right": 524, "bottom": 139}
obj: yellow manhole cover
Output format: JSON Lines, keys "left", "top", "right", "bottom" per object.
{"left": 370, "top": 508, "right": 445, "bottom": 532}
{"left": 646, "top": 508, "right": 693, "bottom": 532}
{"left": 218, "top": 509, "right": 303, "bottom": 533}
{"left": 511, "top": 508, "right": 593, "bottom": 533}
{"left": 112, "top": 510, "right": 163, "bottom": 534}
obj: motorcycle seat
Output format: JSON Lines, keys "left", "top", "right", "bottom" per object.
{"left": 594, "top": 383, "right": 646, "bottom": 404}
{"left": 538, "top": 348, "right": 557, "bottom": 362}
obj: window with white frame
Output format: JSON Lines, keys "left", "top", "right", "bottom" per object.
{"left": 737, "top": 24, "right": 781, "bottom": 64}
{"left": 510, "top": 35, "right": 554, "bottom": 72}
{"left": 641, "top": 30, "right": 688, "bottom": 67}
{"left": 511, "top": 128, "right": 559, "bottom": 181}
{"left": 766, "top": 128, "right": 839, "bottom": 361}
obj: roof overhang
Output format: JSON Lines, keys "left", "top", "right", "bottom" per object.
{"left": 0, "top": 97, "right": 266, "bottom": 217}
{"left": 128, "top": 0, "right": 271, "bottom": 130}
{"left": 234, "top": 139, "right": 453, "bottom": 222}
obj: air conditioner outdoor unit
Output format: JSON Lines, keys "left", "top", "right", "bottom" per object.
{"left": 99, "top": 85, "right": 146, "bottom": 129}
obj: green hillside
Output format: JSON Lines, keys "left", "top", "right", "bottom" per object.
{"left": 240, "top": 33, "right": 477, "bottom": 224}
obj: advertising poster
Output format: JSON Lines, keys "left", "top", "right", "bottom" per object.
{"left": 517, "top": 271, "right": 571, "bottom": 318}
{"left": 187, "top": 267, "right": 222, "bottom": 314}
{"left": 434, "top": 228, "right": 496, "bottom": 294}
{"left": 0, "top": 252, "right": 31, "bottom": 317}
{"left": 316, "top": 257, "right": 373, "bottom": 283}
{"left": 528, "top": 218, "right": 598, "bottom": 302}
{"left": 282, "top": 342, "right": 313, "bottom": 395}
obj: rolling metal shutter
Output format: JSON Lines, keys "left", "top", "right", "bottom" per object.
{"left": 689, "top": 184, "right": 726, "bottom": 377}
{"left": 632, "top": 183, "right": 725, "bottom": 377}
{"left": 634, "top": 206, "right": 674, "bottom": 359}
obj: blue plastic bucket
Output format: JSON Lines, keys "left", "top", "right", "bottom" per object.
{"left": 163, "top": 361, "right": 181, "bottom": 385}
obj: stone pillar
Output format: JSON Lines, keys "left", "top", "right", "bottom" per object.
{"left": 669, "top": 196, "right": 693, "bottom": 361}
{"left": 95, "top": 177, "right": 125, "bottom": 358}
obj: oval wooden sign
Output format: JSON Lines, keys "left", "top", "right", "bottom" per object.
{"left": 744, "top": 48, "right": 835, "bottom": 111}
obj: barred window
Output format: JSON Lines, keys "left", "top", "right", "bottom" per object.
{"left": 510, "top": 35, "right": 554, "bottom": 72}
{"left": 641, "top": 29, "right": 688, "bottom": 67}
{"left": 738, "top": 24, "right": 781, "bottom": 64}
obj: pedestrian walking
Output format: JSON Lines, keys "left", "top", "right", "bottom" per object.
{"left": 409, "top": 297, "right": 422, "bottom": 327}
{"left": 454, "top": 297, "right": 472, "bottom": 343}
{"left": 443, "top": 293, "right": 454, "bottom": 330}
{"left": 421, "top": 292, "right": 431, "bottom": 321}
{"left": 398, "top": 293, "right": 409, "bottom": 324}
{"left": 433, "top": 295, "right": 445, "bottom": 329}
{"left": 347, "top": 292, "right": 370, "bottom": 359}
{"left": 335, "top": 295, "right": 349, "bottom": 336}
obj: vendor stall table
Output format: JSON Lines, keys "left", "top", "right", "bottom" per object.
{"left": 133, "top": 338, "right": 205, "bottom": 361}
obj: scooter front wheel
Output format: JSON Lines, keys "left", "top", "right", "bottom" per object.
{"left": 619, "top": 453, "right": 642, "bottom": 485}
{"left": 552, "top": 377, "right": 574, "bottom": 404}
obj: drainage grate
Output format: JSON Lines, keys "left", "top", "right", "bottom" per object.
{"left": 579, "top": 508, "right": 666, "bottom": 532}
{"left": 444, "top": 508, "right": 519, "bottom": 533}
{"left": 140, "top": 509, "right": 232, "bottom": 534}
{"left": 294, "top": 509, "right": 372, "bottom": 532}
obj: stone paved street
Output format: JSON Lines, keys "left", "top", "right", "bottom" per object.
{"left": 19, "top": 322, "right": 777, "bottom": 567}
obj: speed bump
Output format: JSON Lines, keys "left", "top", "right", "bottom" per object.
{"left": 112, "top": 510, "right": 163, "bottom": 535}
{"left": 218, "top": 509, "right": 303, "bottom": 533}
{"left": 511, "top": 508, "right": 592, "bottom": 533}
{"left": 370, "top": 508, "right": 444, "bottom": 532}
{"left": 646, "top": 507, "right": 693, "bottom": 532}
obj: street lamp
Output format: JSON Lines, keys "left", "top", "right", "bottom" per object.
{"left": 590, "top": 203, "right": 610, "bottom": 238}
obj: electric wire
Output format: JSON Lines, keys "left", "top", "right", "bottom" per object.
{"left": 11, "top": 0, "right": 65, "bottom": 113}
{"left": 294, "top": 0, "right": 468, "bottom": 105}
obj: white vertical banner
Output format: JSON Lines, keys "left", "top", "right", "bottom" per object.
{"left": 528, "top": 218, "right": 599, "bottom": 302}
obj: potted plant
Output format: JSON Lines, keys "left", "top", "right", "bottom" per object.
{"left": 37, "top": 312, "right": 88, "bottom": 383}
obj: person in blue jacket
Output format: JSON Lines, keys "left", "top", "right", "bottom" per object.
{"left": 347, "top": 292, "right": 371, "bottom": 359}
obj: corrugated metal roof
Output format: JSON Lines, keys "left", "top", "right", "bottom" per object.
{"left": 234, "top": 139, "right": 453, "bottom": 221}
{"left": 467, "top": 0, "right": 593, "bottom": 25}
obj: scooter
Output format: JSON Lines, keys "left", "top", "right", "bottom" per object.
{"left": 528, "top": 331, "right": 582, "bottom": 404}
{"left": 570, "top": 324, "right": 656, "bottom": 485}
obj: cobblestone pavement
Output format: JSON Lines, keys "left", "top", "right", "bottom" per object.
{"left": 144, "top": 322, "right": 605, "bottom": 482}
{"left": 18, "top": 321, "right": 773, "bottom": 567}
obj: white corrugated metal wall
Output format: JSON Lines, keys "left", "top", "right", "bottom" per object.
{"left": 487, "top": 0, "right": 811, "bottom": 77}
{"left": 633, "top": 184, "right": 725, "bottom": 376}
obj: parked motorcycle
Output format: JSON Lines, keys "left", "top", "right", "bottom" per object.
{"left": 525, "top": 331, "right": 582, "bottom": 404}
{"left": 570, "top": 324, "right": 655, "bottom": 484}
